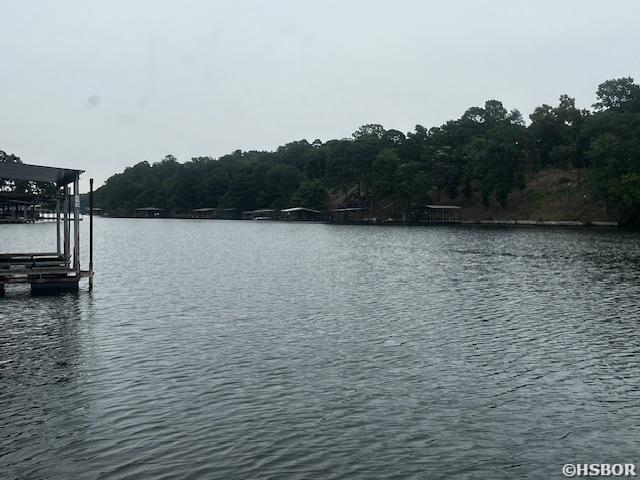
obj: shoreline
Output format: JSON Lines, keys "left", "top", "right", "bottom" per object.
{"left": 94, "top": 215, "right": 620, "bottom": 227}
{"left": 460, "top": 219, "right": 618, "bottom": 227}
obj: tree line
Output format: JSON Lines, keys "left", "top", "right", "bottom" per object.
{"left": 5, "top": 77, "right": 640, "bottom": 223}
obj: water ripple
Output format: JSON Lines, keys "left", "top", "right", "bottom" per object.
{"left": 1, "top": 221, "right": 640, "bottom": 479}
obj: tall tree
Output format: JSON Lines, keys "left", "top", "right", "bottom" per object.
{"left": 593, "top": 77, "right": 640, "bottom": 112}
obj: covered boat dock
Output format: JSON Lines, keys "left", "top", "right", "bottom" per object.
{"left": 281, "top": 207, "right": 327, "bottom": 221}
{"left": 242, "top": 209, "right": 280, "bottom": 220}
{"left": 329, "top": 207, "right": 366, "bottom": 223}
{"left": 191, "top": 208, "right": 240, "bottom": 220}
{"left": 0, "top": 198, "right": 39, "bottom": 223}
{"left": 423, "top": 205, "right": 462, "bottom": 224}
{"left": 0, "top": 162, "right": 94, "bottom": 293}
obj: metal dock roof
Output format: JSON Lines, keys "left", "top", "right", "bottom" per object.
{"left": 0, "top": 162, "right": 84, "bottom": 185}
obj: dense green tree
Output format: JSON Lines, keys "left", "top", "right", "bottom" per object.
{"left": 324, "top": 139, "right": 358, "bottom": 205}
{"left": 218, "top": 168, "right": 261, "bottom": 210}
{"left": 528, "top": 95, "right": 586, "bottom": 169}
{"left": 352, "top": 124, "right": 385, "bottom": 140}
{"left": 265, "top": 164, "right": 303, "bottom": 208}
{"left": 291, "top": 179, "right": 329, "bottom": 209}
{"left": 395, "top": 161, "right": 431, "bottom": 205}
{"left": 593, "top": 77, "right": 640, "bottom": 112}
{"left": 372, "top": 148, "right": 402, "bottom": 199}
{"left": 91, "top": 77, "right": 640, "bottom": 224}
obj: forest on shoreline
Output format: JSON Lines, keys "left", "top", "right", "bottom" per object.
{"left": 4, "top": 77, "right": 640, "bottom": 224}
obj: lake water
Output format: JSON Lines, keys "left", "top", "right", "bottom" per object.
{"left": 2, "top": 219, "right": 640, "bottom": 479}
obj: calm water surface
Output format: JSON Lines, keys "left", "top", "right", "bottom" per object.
{"left": 1, "top": 219, "right": 640, "bottom": 479}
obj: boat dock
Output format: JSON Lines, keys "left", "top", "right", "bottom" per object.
{"left": 0, "top": 162, "right": 94, "bottom": 294}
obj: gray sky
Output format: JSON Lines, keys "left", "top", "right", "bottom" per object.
{"left": 2, "top": 0, "right": 639, "bottom": 190}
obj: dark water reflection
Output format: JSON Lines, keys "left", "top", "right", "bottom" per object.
{"left": 2, "top": 220, "right": 640, "bottom": 479}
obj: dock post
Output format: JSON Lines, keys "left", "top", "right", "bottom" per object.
{"left": 63, "top": 186, "right": 70, "bottom": 260}
{"left": 73, "top": 177, "right": 80, "bottom": 274}
{"left": 89, "top": 178, "right": 94, "bottom": 291}
{"left": 56, "top": 197, "right": 61, "bottom": 255}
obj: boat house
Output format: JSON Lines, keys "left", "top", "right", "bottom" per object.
{"left": 242, "top": 209, "right": 280, "bottom": 220}
{"left": 0, "top": 162, "right": 94, "bottom": 293}
{"left": 329, "top": 207, "right": 365, "bottom": 223}
{"left": 281, "top": 207, "right": 326, "bottom": 221}
{"left": 191, "top": 208, "right": 216, "bottom": 218}
{"left": 0, "top": 199, "right": 38, "bottom": 223}
{"left": 423, "top": 205, "right": 462, "bottom": 223}
{"left": 191, "top": 208, "right": 240, "bottom": 220}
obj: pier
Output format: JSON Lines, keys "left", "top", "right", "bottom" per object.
{"left": 0, "top": 162, "right": 94, "bottom": 294}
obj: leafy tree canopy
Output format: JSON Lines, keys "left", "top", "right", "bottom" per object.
{"left": 89, "top": 77, "right": 640, "bottom": 224}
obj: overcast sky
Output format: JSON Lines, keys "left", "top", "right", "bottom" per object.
{"left": 2, "top": 0, "right": 639, "bottom": 189}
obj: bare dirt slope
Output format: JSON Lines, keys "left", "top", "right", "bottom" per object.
{"left": 329, "top": 169, "right": 617, "bottom": 223}
{"left": 455, "top": 169, "right": 615, "bottom": 222}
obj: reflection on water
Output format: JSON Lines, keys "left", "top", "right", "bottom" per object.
{"left": 2, "top": 219, "right": 640, "bottom": 479}
{"left": 0, "top": 292, "right": 95, "bottom": 479}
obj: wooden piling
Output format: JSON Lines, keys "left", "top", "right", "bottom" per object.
{"left": 73, "top": 178, "right": 80, "bottom": 272}
{"left": 89, "top": 178, "right": 94, "bottom": 291}
{"left": 56, "top": 197, "right": 61, "bottom": 255}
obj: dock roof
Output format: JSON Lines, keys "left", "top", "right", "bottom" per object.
{"left": 330, "top": 207, "right": 366, "bottom": 212}
{"left": 281, "top": 207, "right": 321, "bottom": 214}
{"left": 0, "top": 162, "right": 84, "bottom": 185}
{"left": 192, "top": 207, "right": 238, "bottom": 212}
{"left": 245, "top": 209, "right": 278, "bottom": 214}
